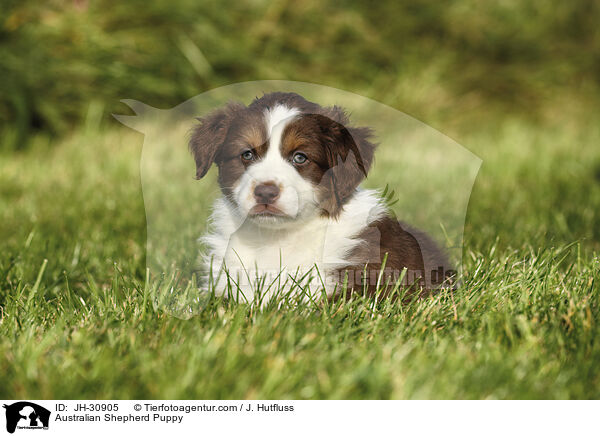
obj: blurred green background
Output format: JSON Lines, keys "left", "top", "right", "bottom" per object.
{"left": 1, "top": 0, "right": 599, "bottom": 146}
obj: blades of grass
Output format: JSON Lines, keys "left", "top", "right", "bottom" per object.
{"left": 26, "top": 258, "right": 47, "bottom": 308}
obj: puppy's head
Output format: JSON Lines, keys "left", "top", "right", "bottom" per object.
{"left": 190, "top": 92, "right": 376, "bottom": 227}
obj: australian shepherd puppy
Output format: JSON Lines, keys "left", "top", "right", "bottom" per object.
{"left": 190, "top": 92, "right": 451, "bottom": 302}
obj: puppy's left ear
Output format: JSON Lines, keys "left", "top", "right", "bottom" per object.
{"left": 312, "top": 110, "right": 377, "bottom": 216}
{"left": 189, "top": 102, "right": 244, "bottom": 179}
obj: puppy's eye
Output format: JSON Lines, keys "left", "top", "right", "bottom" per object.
{"left": 241, "top": 150, "right": 255, "bottom": 161}
{"left": 292, "top": 152, "right": 308, "bottom": 165}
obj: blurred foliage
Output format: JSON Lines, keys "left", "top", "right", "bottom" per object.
{"left": 1, "top": 0, "right": 599, "bottom": 148}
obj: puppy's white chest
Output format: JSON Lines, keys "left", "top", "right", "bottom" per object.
{"left": 201, "top": 190, "right": 387, "bottom": 301}
{"left": 223, "top": 224, "right": 328, "bottom": 272}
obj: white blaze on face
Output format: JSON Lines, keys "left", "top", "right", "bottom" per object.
{"left": 232, "top": 105, "right": 318, "bottom": 224}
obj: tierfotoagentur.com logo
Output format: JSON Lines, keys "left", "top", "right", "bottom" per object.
{"left": 2, "top": 402, "right": 50, "bottom": 434}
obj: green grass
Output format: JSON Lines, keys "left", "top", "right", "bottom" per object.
{"left": 1, "top": 107, "right": 600, "bottom": 399}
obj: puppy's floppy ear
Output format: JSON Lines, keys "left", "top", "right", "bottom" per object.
{"left": 311, "top": 109, "right": 377, "bottom": 217}
{"left": 189, "top": 102, "right": 244, "bottom": 179}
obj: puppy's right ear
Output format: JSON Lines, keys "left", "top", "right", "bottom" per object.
{"left": 189, "top": 102, "right": 244, "bottom": 179}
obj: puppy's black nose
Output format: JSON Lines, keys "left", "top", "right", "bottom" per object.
{"left": 254, "top": 183, "right": 280, "bottom": 204}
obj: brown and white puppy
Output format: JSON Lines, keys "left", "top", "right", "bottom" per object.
{"left": 190, "top": 92, "right": 451, "bottom": 302}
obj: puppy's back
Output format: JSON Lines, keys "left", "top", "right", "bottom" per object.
{"left": 337, "top": 216, "right": 453, "bottom": 298}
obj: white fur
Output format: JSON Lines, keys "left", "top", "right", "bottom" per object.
{"left": 231, "top": 105, "right": 317, "bottom": 226}
{"left": 265, "top": 104, "right": 299, "bottom": 134}
{"left": 201, "top": 189, "right": 387, "bottom": 302}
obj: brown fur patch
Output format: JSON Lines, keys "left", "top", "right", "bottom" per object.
{"left": 334, "top": 217, "right": 452, "bottom": 299}
{"left": 216, "top": 110, "right": 268, "bottom": 198}
{"left": 189, "top": 102, "right": 245, "bottom": 179}
{"left": 281, "top": 113, "right": 376, "bottom": 217}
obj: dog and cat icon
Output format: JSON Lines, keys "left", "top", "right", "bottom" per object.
{"left": 3, "top": 402, "right": 50, "bottom": 433}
